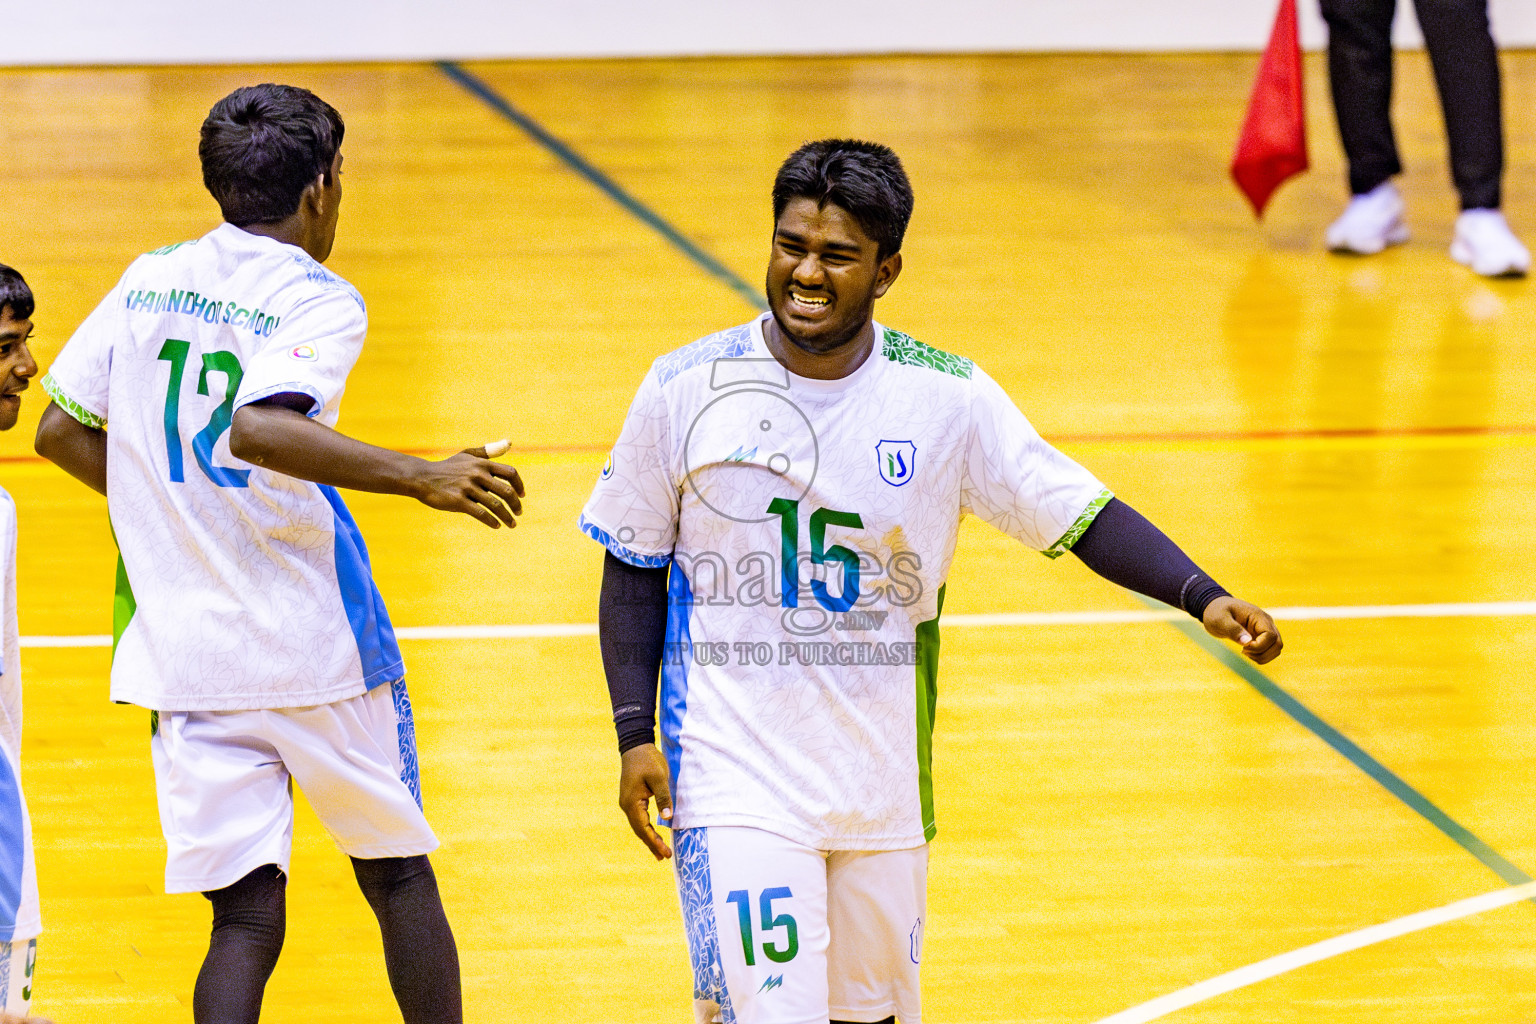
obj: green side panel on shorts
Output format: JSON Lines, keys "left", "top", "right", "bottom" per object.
{"left": 915, "top": 584, "right": 944, "bottom": 842}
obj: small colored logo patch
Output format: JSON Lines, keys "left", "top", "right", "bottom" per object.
{"left": 758, "top": 975, "right": 784, "bottom": 993}
{"left": 600, "top": 454, "right": 614, "bottom": 480}
{"left": 289, "top": 344, "right": 318, "bottom": 361}
{"left": 876, "top": 440, "right": 917, "bottom": 487}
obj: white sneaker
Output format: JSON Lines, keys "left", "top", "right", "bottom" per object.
{"left": 1451, "top": 209, "right": 1530, "bottom": 277}
{"left": 1326, "top": 181, "right": 1410, "bottom": 255}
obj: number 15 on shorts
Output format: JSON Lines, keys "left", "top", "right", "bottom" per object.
{"left": 725, "top": 887, "right": 799, "bottom": 965}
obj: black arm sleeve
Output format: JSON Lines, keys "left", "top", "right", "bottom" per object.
{"left": 598, "top": 550, "right": 671, "bottom": 754}
{"left": 1069, "top": 498, "right": 1229, "bottom": 619}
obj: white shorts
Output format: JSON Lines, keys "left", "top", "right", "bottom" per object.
{"left": 150, "top": 680, "right": 437, "bottom": 894}
{"left": 676, "top": 826, "right": 927, "bottom": 1024}
{"left": 0, "top": 939, "right": 35, "bottom": 1017}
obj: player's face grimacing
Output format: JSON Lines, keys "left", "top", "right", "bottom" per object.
{"left": 766, "top": 197, "right": 902, "bottom": 355}
{"left": 0, "top": 308, "right": 37, "bottom": 432}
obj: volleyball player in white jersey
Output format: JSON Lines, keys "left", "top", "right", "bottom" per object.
{"left": 584, "top": 140, "right": 1283, "bottom": 1024}
{"left": 0, "top": 268, "right": 44, "bottom": 1024}
{"left": 35, "top": 85, "right": 523, "bottom": 1024}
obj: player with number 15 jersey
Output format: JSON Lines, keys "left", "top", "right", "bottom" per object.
{"left": 581, "top": 311, "right": 1111, "bottom": 852}
{"left": 589, "top": 139, "right": 1283, "bottom": 1024}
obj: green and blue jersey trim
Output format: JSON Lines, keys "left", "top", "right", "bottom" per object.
{"left": 0, "top": 747, "right": 26, "bottom": 934}
{"left": 108, "top": 520, "right": 137, "bottom": 664}
{"left": 320, "top": 486, "right": 405, "bottom": 690}
{"left": 578, "top": 513, "right": 673, "bottom": 569}
{"left": 655, "top": 323, "right": 754, "bottom": 386}
{"left": 145, "top": 240, "right": 195, "bottom": 256}
{"left": 1042, "top": 488, "right": 1115, "bottom": 560}
{"left": 39, "top": 374, "right": 105, "bottom": 430}
{"left": 660, "top": 564, "right": 693, "bottom": 797}
{"left": 880, "top": 327, "right": 974, "bottom": 379}
{"left": 234, "top": 382, "right": 326, "bottom": 418}
{"left": 914, "top": 585, "right": 944, "bottom": 843}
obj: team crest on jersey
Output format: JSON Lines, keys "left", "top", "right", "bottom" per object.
{"left": 288, "top": 344, "right": 318, "bottom": 361}
{"left": 600, "top": 454, "right": 614, "bottom": 480}
{"left": 876, "top": 440, "right": 917, "bottom": 487}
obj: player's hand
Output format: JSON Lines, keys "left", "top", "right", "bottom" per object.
{"left": 1202, "top": 596, "right": 1283, "bottom": 665}
{"left": 619, "top": 743, "right": 674, "bottom": 861}
{"left": 409, "top": 443, "right": 525, "bottom": 529}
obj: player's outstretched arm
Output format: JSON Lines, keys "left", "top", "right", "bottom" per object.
{"left": 1069, "top": 497, "right": 1283, "bottom": 664}
{"left": 600, "top": 551, "right": 674, "bottom": 860}
{"left": 229, "top": 397, "right": 524, "bottom": 529}
{"left": 35, "top": 400, "right": 107, "bottom": 496}
{"left": 1201, "top": 595, "right": 1282, "bottom": 665}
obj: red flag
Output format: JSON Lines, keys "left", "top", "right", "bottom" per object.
{"left": 1231, "top": 0, "right": 1309, "bottom": 218}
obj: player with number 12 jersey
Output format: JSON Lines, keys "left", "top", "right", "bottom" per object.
{"left": 35, "top": 84, "right": 523, "bottom": 1024}
{"left": 42, "top": 224, "right": 393, "bottom": 710}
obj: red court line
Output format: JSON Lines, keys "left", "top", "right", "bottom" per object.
{"left": 3, "top": 423, "right": 1530, "bottom": 467}
{"left": 1052, "top": 423, "right": 1536, "bottom": 444}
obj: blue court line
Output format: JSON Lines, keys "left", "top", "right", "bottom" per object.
{"left": 1148, "top": 600, "right": 1532, "bottom": 888}
{"left": 436, "top": 60, "right": 768, "bottom": 312}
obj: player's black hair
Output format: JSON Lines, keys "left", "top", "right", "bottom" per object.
{"left": 0, "top": 265, "right": 34, "bottom": 322}
{"left": 199, "top": 83, "right": 345, "bottom": 227}
{"left": 772, "top": 139, "right": 914, "bottom": 258}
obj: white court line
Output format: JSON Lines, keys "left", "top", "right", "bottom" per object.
{"left": 19, "top": 600, "right": 1536, "bottom": 648}
{"left": 1093, "top": 880, "right": 1536, "bottom": 1024}
{"left": 22, "top": 635, "right": 113, "bottom": 648}
{"left": 394, "top": 623, "right": 597, "bottom": 640}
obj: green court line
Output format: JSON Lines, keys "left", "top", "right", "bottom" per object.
{"left": 1147, "top": 598, "right": 1532, "bottom": 887}
{"left": 436, "top": 60, "right": 767, "bottom": 312}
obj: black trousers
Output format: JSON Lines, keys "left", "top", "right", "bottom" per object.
{"left": 1320, "top": 0, "right": 1504, "bottom": 209}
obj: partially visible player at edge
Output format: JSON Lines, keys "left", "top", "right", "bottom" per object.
{"left": 34, "top": 84, "right": 523, "bottom": 1024}
{"left": 583, "top": 140, "right": 1282, "bottom": 1024}
{"left": 0, "top": 267, "right": 49, "bottom": 1024}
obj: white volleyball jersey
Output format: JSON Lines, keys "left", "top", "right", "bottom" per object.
{"left": 0, "top": 488, "right": 40, "bottom": 942}
{"left": 41, "top": 223, "right": 403, "bottom": 712}
{"left": 581, "top": 313, "right": 1110, "bottom": 850}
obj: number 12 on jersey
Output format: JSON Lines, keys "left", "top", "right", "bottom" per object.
{"left": 725, "top": 887, "right": 799, "bottom": 966}
{"left": 157, "top": 339, "right": 250, "bottom": 488}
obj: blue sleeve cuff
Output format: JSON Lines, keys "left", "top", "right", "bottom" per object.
{"left": 234, "top": 382, "right": 326, "bottom": 418}
{"left": 578, "top": 513, "right": 672, "bottom": 569}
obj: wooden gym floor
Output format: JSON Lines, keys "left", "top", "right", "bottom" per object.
{"left": 2, "top": 49, "right": 1536, "bottom": 1022}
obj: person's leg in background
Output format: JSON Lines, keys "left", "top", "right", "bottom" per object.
{"left": 1415, "top": 0, "right": 1530, "bottom": 274}
{"left": 1321, "top": 0, "right": 1413, "bottom": 253}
